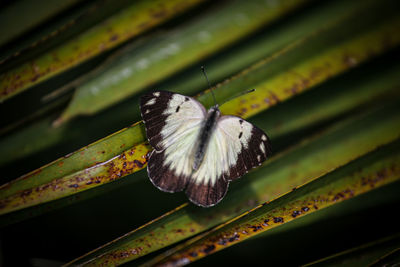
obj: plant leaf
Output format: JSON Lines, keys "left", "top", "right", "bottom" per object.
{"left": 304, "top": 234, "right": 400, "bottom": 266}
{"left": 0, "top": 0, "right": 205, "bottom": 101}
{"left": 147, "top": 139, "right": 400, "bottom": 266}
{"left": 57, "top": 0, "right": 311, "bottom": 123}
{"left": 1, "top": 0, "right": 397, "bottom": 170}
{"left": 1, "top": 12, "right": 400, "bottom": 220}
{"left": 0, "top": 0, "right": 85, "bottom": 48}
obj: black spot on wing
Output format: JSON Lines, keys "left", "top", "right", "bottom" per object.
{"left": 140, "top": 91, "right": 173, "bottom": 150}
{"left": 147, "top": 150, "right": 189, "bottom": 193}
{"left": 227, "top": 124, "right": 271, "bottom": 181}
{"left": 185, "top": 175, "right": 229, "bottom": 207}
{"left": 176, "top": 106, "right": 180, "bottom": 112}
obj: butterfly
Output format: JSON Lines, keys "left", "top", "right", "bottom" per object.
{"left": 140, "top": 75, "right": 271, "bottom": 207}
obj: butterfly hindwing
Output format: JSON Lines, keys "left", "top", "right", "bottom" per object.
{"left": 185, "top": 173, "right": 229, "bottom": 207}
{"left": 147, "top": 150, "right": 189, "bottom": 193}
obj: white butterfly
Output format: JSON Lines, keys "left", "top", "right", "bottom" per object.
{"left": 140, "top": 91, "right": 271, "bottom": 207}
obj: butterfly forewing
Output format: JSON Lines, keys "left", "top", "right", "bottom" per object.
{"left": 141, "top": 91, "right": 206, "bottom": 193}
{"left": 140, "top": 91, "right": 272, "bottom": 207}
{"left": 218, "top": 116, "right": 271, "bottom": 180}
{"left": 140, "top": 91, "right": 206, "bottom": 151}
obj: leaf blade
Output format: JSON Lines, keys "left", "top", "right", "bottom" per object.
{"left": 1, "top": 12, "right": 400, "bottom": 219}
{"left": 149, "top": 139, "right": 400, "bottom": 266}
{"left": 0, "top": 0, "right": 205, "bottom": 101}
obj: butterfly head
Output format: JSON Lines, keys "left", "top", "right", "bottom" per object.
{"left": 208, "top": 104, "right": 220, "bottom": 115}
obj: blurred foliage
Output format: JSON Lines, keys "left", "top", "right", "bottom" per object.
{"left": 0, "top": 0, "right": 399, "bottom": 266}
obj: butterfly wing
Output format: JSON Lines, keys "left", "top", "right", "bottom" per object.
{"left": 185, "top": 115, "right": 272, "bottom": 207}
{"left": 140, "top": 91, "right": 207, "bottom": 193}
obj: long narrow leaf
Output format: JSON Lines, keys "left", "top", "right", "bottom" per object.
{"left": 147, "top": 139, "right": 400, "bottom": 266}
{"left": 304, "top": 234, "right": 400, "bottom": 266}
{"left": 0, "top": 0, "right": 205, "bottom": 101}
{"left": 1, "top": 16, "right": 398, "bottom": 217}
{"left": 0, "top": 0, "right": 84, "bottom": 48}
{"left": 1, "top": 0, "right": 397, "bottom": 170}
{"left": 57, "top": 0, "right": 311, "bottom": 123}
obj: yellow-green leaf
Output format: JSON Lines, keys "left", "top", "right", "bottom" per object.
{"left": 0, "top": 0, "right": 205, "bottom": 101}
{"left": 148, "top": 139, "right": 400, "bottom": 266}
{"left": 1, "top": 12, "right": 399, "bottom": 218}
{"left": 57, "top": 0, "right": 310, "bottom": 123}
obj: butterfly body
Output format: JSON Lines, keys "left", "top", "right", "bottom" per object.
{"left": 140, "top": 91, "right": 271, "bottom": 207}
{"left": 193, "top": 105, "right": 220, "bottom": 171}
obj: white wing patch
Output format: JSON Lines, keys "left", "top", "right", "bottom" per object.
{"left": 160, "top": 94, "right": 206, "bottom": 148}
{"left": 162, "top": 121, "right": 202, "bottom": 177}
{"left": 260, "top": 142, "right": 266, "bottom": 154}
{"left": 147, "top": 93, "right": 207, "bottom": 179}
{"left": 146, "top": 98, "right": 156, "bottom": 105}
{"left": 190, "top": 116, "right": 253, "bottom": 185}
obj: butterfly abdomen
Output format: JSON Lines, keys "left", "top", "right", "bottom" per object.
{"left": 193, "top": 106, "right": 221, "bottom": 171}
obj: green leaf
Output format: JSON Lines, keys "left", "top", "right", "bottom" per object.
{"left": 0, "top": 0, "right": 85, "bottom": 48}
{"left": 304, "top": 234, "right": 400, "bottom": 266}
{"left": 0, "top": 0, "right": 205, "bottom": 101}
{"left": 146, "top": 139, "right": 400, "bottom": 266}
{"left": 0, "top": 122, "right": 147, "bottom": 207}
{"left": 0, "top": 0, "right": 139, "bottom": 70}
{"left": 217, "top": 14, "right": 400, "bottom": 119}
{"left": 1, "top": 0, "right": 397, "bottom": 170}
{"left": 1, "top": 13, "right": 399, "bottom": 219}
{"left": 2, "top": 0, "right": 400, "bottom": 265}
{"left": 56, "top": 0, "right": 311, "bottom": 123}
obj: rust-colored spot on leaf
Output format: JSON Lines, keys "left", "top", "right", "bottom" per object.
{"left": 202, "top": 244, "right": 215, "bottom": 254}
{"left": 302, "top": 206, "right": 310, "bottom": 212}
{"left": 291, "top": 210, "right": 301, "bottom": 217}
{"left": 273, "top": 217, "right": 284, "bottom": 223}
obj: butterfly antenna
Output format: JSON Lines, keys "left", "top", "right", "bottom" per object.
{"left": 220, "top": 88, "right": 256, "bottom": 106}
{"left": 201, "top": 66, "right": 218, "bottom": 106}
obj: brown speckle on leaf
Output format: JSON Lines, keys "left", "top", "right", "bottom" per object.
{"left": 109, "top": 34, "right": 119, "bottom": 42}
{"left": 249, "top": 225, "right": 263, "bottom": 232}
{"left": 202, "top": 244, "right": 215, "bottom": 254}
{"left": 343, "top": 55, "right": 358, "bottom": 67}
{"left": 152, "top": 10, "right": 167, "bottom": 18}
{"left": 292, "top": 210, "right": 301, "bottom": 218}
{"left": 134, "top": 160, "right": 145, "bottom": 168}
{"left": 20, "top": 189, "right": 32, "bottom": 197}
